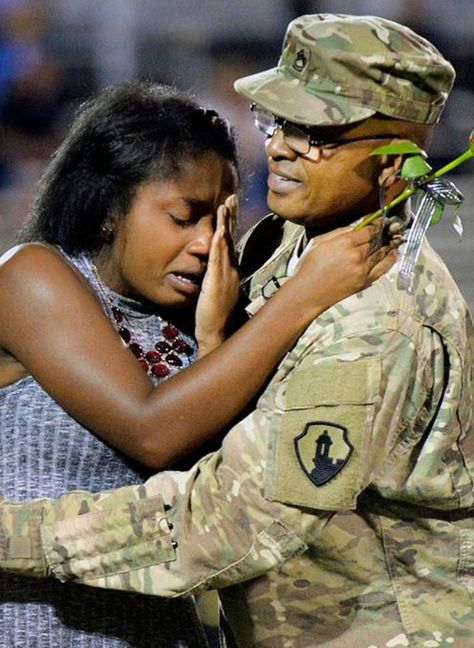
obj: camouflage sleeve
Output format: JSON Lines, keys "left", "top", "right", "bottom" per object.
{"left": 0, "top": 404, "right": 329, "bottom": 595}
{"left": 0, "top": 484, "right": 176, "bottom": 580}
{"left": 0, "top": 312, "right": 435, "bottom": 596}
{"left": 0, "top": 499, "right": 50, "bottom": 577}
{"left": 262, "top": 314, "right": 440, "bottom": 512}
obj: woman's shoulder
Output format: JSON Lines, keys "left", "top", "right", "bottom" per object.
{"left": 0, "top": 242, "right": 81, "bottom": 279}
{"left": 0, "top": 243, "right": 91, "bottom": 304}
{"left": 0, "top": 241, "right": 64, "bottom": 271}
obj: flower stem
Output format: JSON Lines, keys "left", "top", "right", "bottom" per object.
{"left": 353, "top": 147, "right": 474, "bottom": 230}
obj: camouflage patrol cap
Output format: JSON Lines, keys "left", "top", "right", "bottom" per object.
{"left": 234, "top": 14, "right": 455, "bottom": 126}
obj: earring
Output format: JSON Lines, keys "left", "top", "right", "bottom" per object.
{"left": 100, "top": 225, "right": 114, "bottom": 243}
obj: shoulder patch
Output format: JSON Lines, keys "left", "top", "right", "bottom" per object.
{"left": 295, "top": 421, "right": 353, "bottom": 486}
{"left": 265, "top": 356, "right": 381, "bottom": 511}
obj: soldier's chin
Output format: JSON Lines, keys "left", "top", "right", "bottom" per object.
{"left": 267, "top": 191, "right": 316, "bottom": 228}
{"left": 267, "top": 190, "right": 303, "bottom": 221}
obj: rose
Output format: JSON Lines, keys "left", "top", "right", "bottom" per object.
{"left": 354, "top": 129, "right": 474, "bottom": 231}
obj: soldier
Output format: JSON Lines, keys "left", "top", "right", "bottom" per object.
{"left": 1, "top": 13, "right": 474, "bottom": 648}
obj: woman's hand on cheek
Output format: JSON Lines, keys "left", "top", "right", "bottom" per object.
{"left": 195, "top": 195, "right": 240, "bottom": 357}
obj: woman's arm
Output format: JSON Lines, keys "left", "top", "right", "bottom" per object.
{"left": 0, "top": 226, "right": 395, "bottom": 470}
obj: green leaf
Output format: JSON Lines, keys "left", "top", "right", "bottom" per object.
{"left": 469, "top": 129, "right": 474, "bottom": 152}
{"left": 429, "top": 201, "right": 444, "bottom": 226}
{"left": 401, "top": 155, "right": 432, "bottom": 178}
{"left": 370, "top": 141, "right": 427, "bottom": 157}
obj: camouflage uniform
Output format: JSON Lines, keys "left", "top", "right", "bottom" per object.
{"left": 1, "top": 13, "right": 473, "bottom": 648}
{"left": 233, "top": 14, "right": 455, "bottom": 126}
{"left": 1, "top": 215, "right": 474, "bottom": 647}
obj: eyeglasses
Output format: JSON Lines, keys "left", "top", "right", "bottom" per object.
{"left": 250, "top": 103, "right": 398, "bottom": 156}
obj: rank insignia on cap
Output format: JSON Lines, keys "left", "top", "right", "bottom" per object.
{"left": 293, "top": 48, "right": 309, "bottom": 72}
{"left": 294, "top": 421, "right": 353, "bottom": 487}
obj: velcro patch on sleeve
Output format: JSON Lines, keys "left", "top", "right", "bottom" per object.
{"left": 8, "top": 537, "right": 33, "bottom": 559}
{"left": 265, "top": 356, "right": 380, "bottom": 511}
{"left": 42, "top": 495, "right": 176, "bottom": 582}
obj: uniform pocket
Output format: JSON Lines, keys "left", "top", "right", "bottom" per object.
{"left": 265, "top": 356, "right": 380, "bottom": 511}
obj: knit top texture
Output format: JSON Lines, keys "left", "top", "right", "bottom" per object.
{"left": 0, "top": 249, "right": 207, "bottom": 647}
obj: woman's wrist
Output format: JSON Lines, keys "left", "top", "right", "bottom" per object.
{"left": 274, "top": 274, "right": 330, "bottom": 323}
{"left": 196, "top": 332, "right": 226, "bottom": 358}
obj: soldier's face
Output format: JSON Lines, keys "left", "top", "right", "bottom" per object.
{"left": 264, "top": 118, "right": 391, "bottom": 237}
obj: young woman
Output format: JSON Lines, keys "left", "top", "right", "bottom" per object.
{"left": 0, "top": 81, "right": 395, "bottom": 647}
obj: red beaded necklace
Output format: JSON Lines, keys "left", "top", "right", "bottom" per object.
{"left": 91, "top": 260, "right": 195, "bottom": 379}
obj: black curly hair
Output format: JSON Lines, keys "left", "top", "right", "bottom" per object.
{"left": 20, "top": 81, "right": 239, "bottom": 253}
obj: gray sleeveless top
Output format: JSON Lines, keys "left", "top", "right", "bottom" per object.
{"left": 0, "top": 250, "right": 209, "bottom": 647}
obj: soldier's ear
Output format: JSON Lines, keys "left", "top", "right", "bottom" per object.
{"left": 377, "top": 150, "right": 403, "bottom": 188}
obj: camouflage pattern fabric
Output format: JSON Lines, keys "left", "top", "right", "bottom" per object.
{"left": 234, "top": 14, "right": 455, "bottom": 125}
{"left": 1, "top": 214, "right": 474, "bottom": 647}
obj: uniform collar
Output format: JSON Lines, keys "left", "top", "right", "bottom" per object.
{"left": 244, "top": 219, "right": 304, "bottom": 315}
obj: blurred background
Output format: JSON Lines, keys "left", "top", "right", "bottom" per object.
{"left": 1, "top": 0, "right": 473, "bottom": 308}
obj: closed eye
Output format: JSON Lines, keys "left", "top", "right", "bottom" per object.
{"left": 168, "top": 214, "right": 195, "bottom": 228}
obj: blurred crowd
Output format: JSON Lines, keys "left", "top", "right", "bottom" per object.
{"left": 1, "top": 0, "right": 474, "bottom": 249}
